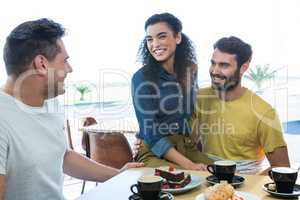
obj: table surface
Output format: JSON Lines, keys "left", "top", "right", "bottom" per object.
{"left": 79, "top": 123, "right": 139, "bottom": 133}
{"left": 75, "top": 167, "right": 288, "bottom": 200}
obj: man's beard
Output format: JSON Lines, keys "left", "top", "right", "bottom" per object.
{"left": 210, "top": 69, "right": 241, "bottom": 92}
{"left": 45, "top": 81, "right": 63, "bottom": 99}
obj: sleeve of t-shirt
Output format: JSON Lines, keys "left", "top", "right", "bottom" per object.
{"left": 131, "top": 73, "right": 173, "bottom": 158}
{"left": 257, "top": 108, "right": 287, "bottom": 153}
{"left": 0, "top": 122, "right": 9, "bottom": 175}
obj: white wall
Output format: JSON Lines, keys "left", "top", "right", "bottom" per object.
{"left": 0, "top": 0, "right": 300, "bottom": 86}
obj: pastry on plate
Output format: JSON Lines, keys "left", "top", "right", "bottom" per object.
{"left": 204, "top": 183, "right": 234, "bottom": 200}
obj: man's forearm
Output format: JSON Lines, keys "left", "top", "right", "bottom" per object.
{"left": 260, "top": 146, "right": 290, "bottom": 175}
{"left": 63, "top": 150, "right": 119, "bottom": 182}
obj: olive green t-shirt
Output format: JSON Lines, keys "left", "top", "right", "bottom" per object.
{"left": 191, "top": 87, "right": 286, "bottom": 161}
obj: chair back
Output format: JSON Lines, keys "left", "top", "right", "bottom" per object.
{"left": 87, "top": 131, "right": 133, "bottom": 169}
{"left": 83, "top": 117, "right": 97, "bottom": 126}
{"left": 81, "top": 117, "right": 98, "bottom": 151}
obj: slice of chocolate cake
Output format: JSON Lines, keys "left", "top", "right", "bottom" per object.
{"left": 163, "top": 173, "right": 191, "bottom": 189}
{"left": 155, "top": 167, "right": 184, "bottom": 182}
{"left": 154, "top": 166, "right": 192, "bottom": 189}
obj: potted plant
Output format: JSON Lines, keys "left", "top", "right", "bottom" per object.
{"left": 74, "top": 83, "right": 91, "bottom": 101}
{"left": 245, "top": 64, "right": 275, "bottom": 93}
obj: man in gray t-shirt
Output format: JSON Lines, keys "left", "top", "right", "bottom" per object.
{"left": 0, "top": 19, "right": 143, "bottom": 200}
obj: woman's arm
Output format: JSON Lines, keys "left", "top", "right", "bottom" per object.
{"left": 164, "top": 148, "right": 206, "bottom": 170}
{"left": 131, "top": 73, "right": 205, "bottom": 170}
{"left": 132, "top": 73, "right": 172, "bottom": 157}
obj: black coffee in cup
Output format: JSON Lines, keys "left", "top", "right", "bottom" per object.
{"left": 207, "top": 160, "right": 236, "bottom": 183}
{"left": 268, "top": 167, "right": 298, "bottom": 193}
{"left": 130, "top": 175, "right": 163, "bottom": 200}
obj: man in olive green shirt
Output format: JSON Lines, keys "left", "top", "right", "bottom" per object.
{"left": 191, "top": 36, "right": 290, "bottom": 174}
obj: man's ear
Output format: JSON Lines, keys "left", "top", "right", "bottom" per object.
{"left": 32, "top": 55, "right": 47, "bottom": 75}
{"left": 240, "top": 59, "right": 251, "bottom": 76}
{"left": 176, "top": 32, "right": 182, "bottom": 45}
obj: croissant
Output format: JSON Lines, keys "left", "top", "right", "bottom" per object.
{"left": 204, "top": 183, "right": 234, "bottom": 200}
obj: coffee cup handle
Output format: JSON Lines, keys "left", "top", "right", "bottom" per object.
{"left": 207, "top": 165, "right": 215, "bottom": 175}
{"left": 130, "top": 184, "right": 139, "bottom": 195}
{"left": 268, "top": 170, "right": 273, "bottom": 180}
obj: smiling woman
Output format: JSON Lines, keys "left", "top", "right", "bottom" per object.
{"left": 132, "top": 12, "right": 212, "bottom": 170}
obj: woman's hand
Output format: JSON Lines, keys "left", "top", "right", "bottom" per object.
{"left": 187, "top": 163, "right": 207, "bottom": 171}
{"left": 119, "top": 162, "right": 144, "bottom": 173}
{"left": 132, "top": 138, "right": 142, "bottom": 158}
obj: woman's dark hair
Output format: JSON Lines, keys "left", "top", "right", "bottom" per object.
{"left": 137, "top": 13, "right": 197, "bottom": 93}
{"left": 3, "top": 18, "right": 65, "bottom": 76}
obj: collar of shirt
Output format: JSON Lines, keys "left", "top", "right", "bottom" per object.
{"left": 158, "top": 65, "right": 177, "bottom": 81}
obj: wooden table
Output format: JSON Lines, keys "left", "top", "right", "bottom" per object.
{"left": 75, "top": 167, "right": 284, "bottom": 200}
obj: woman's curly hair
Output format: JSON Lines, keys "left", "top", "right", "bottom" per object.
{"left": 137, "top": 13, "right": 198, "bottom": 93}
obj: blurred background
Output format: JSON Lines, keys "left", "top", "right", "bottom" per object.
{"left": 1, "top": 0, "right": 299, "bottom": 164}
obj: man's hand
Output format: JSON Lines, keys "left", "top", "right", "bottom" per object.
{"left": 119, "top": 162, "right": 145, "bottom": 173}
{"left": 132, "top": 138, "right": 142, "bottom": 158}
{"left": 259, "top": 146, "right": 290, "bottom": 175}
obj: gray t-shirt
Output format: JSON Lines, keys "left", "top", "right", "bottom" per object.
{"left": 0, "top": 91, "right": 67, "bottom": 200}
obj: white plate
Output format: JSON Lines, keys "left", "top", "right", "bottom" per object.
{"left": 196, "top": 191, "right": 260, "bottom": 200}
{"left": 162, "top": 175, "right": 204, "bottom": 194}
